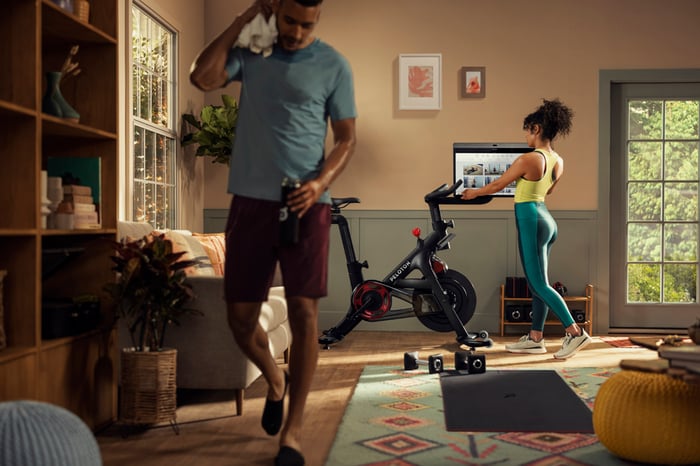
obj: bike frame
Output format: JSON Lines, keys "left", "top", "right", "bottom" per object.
{"left": 326, "top": 182, "right": 493, "bottom": 346}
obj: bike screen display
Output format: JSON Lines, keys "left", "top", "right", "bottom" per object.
{"left": 453, "top": 143, "right": 531, "bottom": 197}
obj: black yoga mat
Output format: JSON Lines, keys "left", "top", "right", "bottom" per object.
{"left": 439, "top": 369, "right": 593, "bottom": 432}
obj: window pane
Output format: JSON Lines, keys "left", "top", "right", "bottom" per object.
{"left": 663, "top": 264, "right": 697, "bottom": 303}
{"left": 139, "top": 71, "right": 150, "bottom": 120}
{"left": 664, "top": 223, "right": 697, "bottom": 261}
{"left": 145, "top": 182, "right": 155, "bottom": 221}
{"left": 664, "top": 100, "right": 699, "bottom": 140}
{"left": 628, "top": 223, "right": 661, "bottom": 261}
{"left": 664, "top": 182, "right": 698, "bottom": 221}
{"left": 665, "top": 141, "right": 698, "bottom": 181}
{"left": 629, "top": 100, "right": 662, "bottom": 140}
{"left": 627, "top": 263, "right": 661, "bottom": 303}
{"left": 628, "top": 141, "right": 662, "bottom": 181}
{"left": 628, "top": 182, "right": 661, "bottom": 221}
{"left": 144, "top": 130, "right": 155, "bottom": 181}
{"left": 133, "top": 180, "right": 145, "bottom": 222}
{"left": 134, "top": 127, "right": 145, "bottom": 180}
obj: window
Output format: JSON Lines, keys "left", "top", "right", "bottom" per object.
{"left": 130, "top": 4, "right": 177, "bottom": 229}
{"left": 609, "top": 78, "right": 700, "bottom": 329}
{"left": 625, "top": 99, "right": 699, "bottom": 304}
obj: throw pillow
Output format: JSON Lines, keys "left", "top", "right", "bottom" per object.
{"left": 192, "top": 233, "right": 226, "bottom": 276}
{"left": 0, "top": 270, "right": 6, "bottom": 350}
{"left": 149, "top": 231, "right": 215, "bottom": 277}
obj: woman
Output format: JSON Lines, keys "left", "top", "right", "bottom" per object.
{"left": 462, "top": 98, "right": 590, "bottom": 359}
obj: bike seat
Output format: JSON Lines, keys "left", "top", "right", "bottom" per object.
{"left": 332, "top": 197, "right": 360, "bottom": 211}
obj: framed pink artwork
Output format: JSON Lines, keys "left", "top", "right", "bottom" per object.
{"left": 461, "top": 66, "right": 486, "bottom": 98}
{"left": 398, "top": 54, "right": 442, "bottom": 110}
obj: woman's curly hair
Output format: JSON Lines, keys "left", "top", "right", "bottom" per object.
{"left": 523, "top": 98, "right": 574, "bottom": 141}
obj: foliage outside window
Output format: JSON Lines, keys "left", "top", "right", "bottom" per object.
{"left": 626, "top": 100, "right": 699, "bottom": 303}
{"left": 131, "top": 4, "right": 177, "bottom": 229}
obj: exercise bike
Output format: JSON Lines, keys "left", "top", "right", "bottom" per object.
{"left": 319, "top": 180, "right": 494, "bottom": 350}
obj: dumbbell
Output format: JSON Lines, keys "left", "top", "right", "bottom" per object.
{"left": 454, "top": 350, "right": 486, "bottom": 374}
{"left": 403, "top": 351, "right": 444, "bottom": 373}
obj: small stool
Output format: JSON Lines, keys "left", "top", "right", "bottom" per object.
{"left": 593, "top": 369, "right": 700, "bottom": 465}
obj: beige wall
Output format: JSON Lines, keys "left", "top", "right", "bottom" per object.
{"left": 199, "top": 0, "right": 700, "bottom": 212}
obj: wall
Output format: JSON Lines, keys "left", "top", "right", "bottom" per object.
{"left": 200, "top": 0, "right": 700, "bottom": 212}
{"left": 197, "top": 0, "right": 700, "bottom": 334}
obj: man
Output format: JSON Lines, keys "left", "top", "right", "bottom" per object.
{"left": 190, "top": 0, "right": 356, "bottom": 465}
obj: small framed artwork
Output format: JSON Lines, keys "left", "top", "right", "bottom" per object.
{"left": 398, "top": 53, "right": 442, "bottom": 110}
{"left": 460, "top": 66, "right": 486, "bottom": 98}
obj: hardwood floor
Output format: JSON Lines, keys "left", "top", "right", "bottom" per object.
{"left": 96, "top": 331, "right": 659, "bottom": 466}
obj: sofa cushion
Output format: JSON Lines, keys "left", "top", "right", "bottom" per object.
{"left": 147, "top": 230, "right": 216, "bottom": 277}
{"left": 258, "top": 286, "right": 288, "bottom": 332}
{"left": 117, "top": 221, "right": 154, "bottom": 241}
{"left": 192, "top": 233, "right": 226, "bottom": 276}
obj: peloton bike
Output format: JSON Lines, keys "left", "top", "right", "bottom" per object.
{"left": 318, "top": 180, "right": 494, "bottom": 350}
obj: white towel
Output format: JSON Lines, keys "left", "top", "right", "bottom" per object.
{"left": 235, "top": 13, "right": 278, "bottom": 57}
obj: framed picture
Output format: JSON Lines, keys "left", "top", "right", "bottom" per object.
{"left": 460, "top": 66, "right": 486, "bottom": 98}
{"left": 398, "top": 54, "right": 442, "bottom": 110}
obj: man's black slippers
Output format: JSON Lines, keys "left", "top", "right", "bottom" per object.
{"left": 261, "top": 370, "right": 289, "bottom": 436}
{"left": 274, "top": 446, "right": 305, "bottom": 466}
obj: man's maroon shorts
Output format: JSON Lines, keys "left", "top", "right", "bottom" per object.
{"left": 224, "top": 196, "right": 331, "bottom": 302}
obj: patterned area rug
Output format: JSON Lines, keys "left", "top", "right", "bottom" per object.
{"left": 326, "top": 366, "right": 640, "bottom": 466}
{"left": 598, "top": 336, "right": 642, "bottom": 348}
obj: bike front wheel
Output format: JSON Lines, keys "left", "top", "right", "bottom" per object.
{"left": 416, "top": 269, "right": 477, "bottom": 332}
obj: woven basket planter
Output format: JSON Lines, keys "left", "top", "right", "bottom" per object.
{"left": 120, "top": 348, "right": 177, "bottom": 425}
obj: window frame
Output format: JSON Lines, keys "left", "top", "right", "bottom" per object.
{"left": 126, "top": 1, "right": 179, "bottom": 229}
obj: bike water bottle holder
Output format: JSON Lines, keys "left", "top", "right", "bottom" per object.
{"left": 352, "top": 280, "right": 392, "bottom": 320}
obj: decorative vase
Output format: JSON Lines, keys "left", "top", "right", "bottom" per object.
{"left": 42, "top": 71, "right": 80, "bottom": 122}
{"left": 40, "top": 171, "right": 51, "bottom": 229}
{"left": 75, "top": 0, "right": 90, "bottom": 22}
{"left": 47, "top": 176, "right": 63, "bottom": 229}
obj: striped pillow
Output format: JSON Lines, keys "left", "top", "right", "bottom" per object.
{"left": 192, "top": 233, "right": 226, "bottom": 276}
{"left": 149, "top": 230, "right": 216, "bottom": 277}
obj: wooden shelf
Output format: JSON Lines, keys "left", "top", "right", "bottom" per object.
{"left": 0, "top": 99, "right": 37, "bottom": 118}
{"left": 0, "top": 0, "right": 118, "bottom": 430}
{"left": 42, "top": 114, "right": 118, "bottom": 140}
{"left": 41, "top": 0, "right": 116, "bottom": 45}
{"left": 499, "top": 284, "right": 594, "bottom": 336}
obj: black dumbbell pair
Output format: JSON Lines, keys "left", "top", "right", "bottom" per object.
{"left": 403, "top": 350, "right": 486, "bottom": 374}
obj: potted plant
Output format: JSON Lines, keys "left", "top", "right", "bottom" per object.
{"left": 104, "top": 233, "right": 200, "bottom": 426}
{"left": 181, "top": 94, "right": 238, "bottom": 165}
{"left": 105, "top": 233, "right": 200, "bottom": 351}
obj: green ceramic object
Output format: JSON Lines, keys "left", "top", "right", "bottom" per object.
{"left": 42, "top": 71, "right": 80, "bottom": 122}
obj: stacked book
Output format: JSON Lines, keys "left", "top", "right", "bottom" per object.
{"left": 63, "top": 184, "right": 99, "bottom": 229}
{"left": 659, "top": 344, "right": 700, "bottom": 375}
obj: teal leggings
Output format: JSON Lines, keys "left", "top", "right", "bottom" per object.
{"left": 514, "top": 202, "right": 574, "bottom": 331}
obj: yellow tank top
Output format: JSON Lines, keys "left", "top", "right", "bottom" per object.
{"left": 514, "top": 149, "right": 559, "bottom": 203}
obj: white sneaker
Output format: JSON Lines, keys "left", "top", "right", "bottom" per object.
{"left": 505, "top": 334, "right": 547, "bottom": 354}
{"left": 554, "top": 330, "right": 592, "bottom": 359}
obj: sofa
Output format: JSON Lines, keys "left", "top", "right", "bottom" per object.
{"left": 116, "top": 221, "right": 291, "bottom": 415}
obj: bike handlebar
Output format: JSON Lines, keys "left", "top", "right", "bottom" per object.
{"left": 425, "top": 180, "right": 462, "bottom": 201}
{"left": 424, "top": 180, "right": 494, "bottom": 205}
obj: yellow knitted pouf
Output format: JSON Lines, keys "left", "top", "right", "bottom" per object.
{"left": 593, "top": 369, "right": 700, "bottom": 465}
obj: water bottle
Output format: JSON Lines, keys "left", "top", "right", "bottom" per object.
{"left": 280, "top": 177, "right": 301, "bottom": 246}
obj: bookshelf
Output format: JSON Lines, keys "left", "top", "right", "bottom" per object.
{"left": 0, "top": 0, "right": 118, "bottom": 429}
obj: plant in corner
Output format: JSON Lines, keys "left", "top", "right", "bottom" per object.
{"left": 104, "top": 233, "right": 201, "bottom": 352}
{"left": 181, "top": 94, "right": 238, "bottom": 165}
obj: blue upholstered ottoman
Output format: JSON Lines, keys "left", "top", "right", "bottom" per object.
{"left": 0, "top": 400, "right": 102, "bottom": 466}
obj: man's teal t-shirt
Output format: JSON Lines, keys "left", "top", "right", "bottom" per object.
{"left": 225, "top": 39, "right": 356, "bottom": 204}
